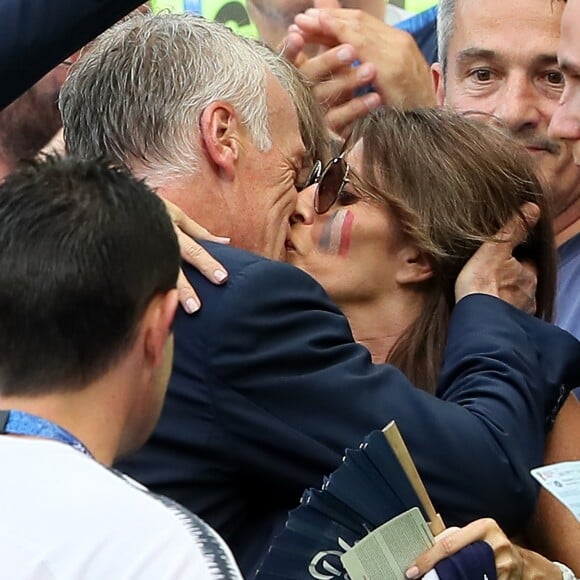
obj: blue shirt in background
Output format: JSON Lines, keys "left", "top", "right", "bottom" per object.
{"left": 396, "top": 6, "right": 438, "bottom": 65}
{"left": 555, "top": 233, "right": 580, "bottom": 398}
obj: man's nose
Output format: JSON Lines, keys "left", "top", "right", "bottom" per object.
{"left": 549, "top": 99, "right": 580, "bottom": 143}
{"left": 493, "top": 76, "right": 544, "bottom": 133}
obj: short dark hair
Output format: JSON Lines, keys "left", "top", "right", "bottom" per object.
{"left": 0, "top": 155, "right": 179, "bottom": 395}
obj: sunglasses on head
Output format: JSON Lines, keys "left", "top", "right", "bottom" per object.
{"left": 303, "top": 153, "right": 351, "bottom": 215}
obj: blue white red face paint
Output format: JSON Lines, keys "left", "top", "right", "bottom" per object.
{"left": 317, "top": 209, "right": 354, "bottom": 256}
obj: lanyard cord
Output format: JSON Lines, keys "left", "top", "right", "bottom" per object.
{"left": 0, "top": 409, "right": 93, "bottom": 459}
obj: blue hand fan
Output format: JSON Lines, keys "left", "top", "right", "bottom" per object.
{"left": 256, "top": 422, "right": 442, "bottom": 580}
{"left": 300, "top": 488, "right": 372, "bottom": 536}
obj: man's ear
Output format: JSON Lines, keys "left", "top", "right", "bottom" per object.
{"left": 141, "top": 289, "right": 179, "bottom": 370}
{"left": 199, "top": 102, "right": 242, "bottom": 180}
{"left": 395, "top": 246, "right": 434, "bottom": 285}
{"left": 431, "top": 62, "right": 446, "bottom": 107}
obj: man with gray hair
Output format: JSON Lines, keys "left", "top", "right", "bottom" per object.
{"left": 60, "top": 12, "right": 580, "bottom": 576}
{"left": 63, "top": 14, "right": 300, "bottom": 258}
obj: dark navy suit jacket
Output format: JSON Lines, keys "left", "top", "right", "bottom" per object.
{"left": 118, "top": 243, "right": 580, "bottom": 576}
{"left": 0, "top": 0, "right": 142, "bottom": 109}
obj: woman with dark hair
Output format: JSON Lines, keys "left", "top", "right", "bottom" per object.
{"left": 290, "top": 107, "right": 556, "bottom": 389}
{"left": 287, "top": 107, "right": 580, "bottom": 576}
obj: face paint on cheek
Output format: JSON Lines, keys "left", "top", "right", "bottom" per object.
{"left": 318, "top": 209, "right": 354, "bottom": 256}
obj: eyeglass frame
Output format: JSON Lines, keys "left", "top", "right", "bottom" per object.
{"left": 303, "top": 152, "right": 351, "bottom": 215}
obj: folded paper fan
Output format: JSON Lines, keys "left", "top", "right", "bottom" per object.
{"left": 255, "top": 422, "right": 443, "bottom": 580}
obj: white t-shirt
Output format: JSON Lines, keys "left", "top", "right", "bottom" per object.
{"left": 0, "top": 437, "right": 242, "bottom": 580}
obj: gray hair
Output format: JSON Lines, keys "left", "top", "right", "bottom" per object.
{"left": 60, "top": 13, "right": 272, "bottom": 183}
{"left": 437, "top": 0, "right": 456, "bottom": 74}
{"left": 250, "top": 40, "right": 330, "bottom": 165}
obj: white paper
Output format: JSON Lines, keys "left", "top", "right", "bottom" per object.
{"left": 340, "top": 508, "right": 434, "bottom": 580}
{"left": 531, "top": 461, "right": 580, "bottom": 521}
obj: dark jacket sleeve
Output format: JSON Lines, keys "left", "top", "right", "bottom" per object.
{"left": 0, "top": 0, "right": 143, "bottom": 109}
{"left": 200, "top": 258, "right": 580, "bottom": 534}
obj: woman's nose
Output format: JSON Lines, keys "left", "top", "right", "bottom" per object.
{"left": 290, "top": 184, "right": 317, "bottom": 225}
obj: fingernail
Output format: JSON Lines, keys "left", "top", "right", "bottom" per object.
{"left": 337, "top": 46, "right": 355, "bottom": 64}
{"left": 185, "top": 298, "right": 200, "bottom": 314}
{"left": 363, "top": 92, "right": 381, "bottom": 109}
{"left": 305, "top": 8, "right": 320, "bottom": 16}
{"left": 214, "top": 269, "right": 228, "bottom": 283}
{"left": 405, "top": 566, "right": 420, "bottom": 579}
{"left": 357, "top": 63, "right": 374, "bottom": 81}
{"left": 527, "top": 206, "right": 540, "bottom": 220}
{"left": 295, "top": 13, "right": 316, "bottom": 23}
{"left": 215, "top": 236, "right": 231, "bottom": 244}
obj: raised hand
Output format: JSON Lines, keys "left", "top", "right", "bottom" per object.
{"left": 289, "top": 8, "right": 435, "bottom": 110}
{"left": 455, "top": 202, "right": 540, "bottom": 313}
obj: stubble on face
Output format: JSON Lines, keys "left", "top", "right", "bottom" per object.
{"left": 235, "top": 77, "right": 306, "bottom": 260}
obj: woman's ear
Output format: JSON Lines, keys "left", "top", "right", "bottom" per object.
{"left": 199, "top": 102, "right": 242, "bottom": 180}
{"left": 395, "top": 245, "right": 434, "bottom": 285}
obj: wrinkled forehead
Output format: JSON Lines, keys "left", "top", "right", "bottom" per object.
{"left": 450, "top": 0, "right": 564, "bottom": 57}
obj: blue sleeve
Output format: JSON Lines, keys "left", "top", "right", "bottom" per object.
{"left": 434, "top": 541, "right": 497, "bottom": 580}
{"left": 0, "top": 0, "right": 143, "bottom": 109}
{"left": 395, "top": 6, "right": 438, "bottom": 64}
{"left": 437, "top": 294, "right": 580, "bottom": 531}
{"left": 201, "top": 259, "right": 580, "bottom": 534}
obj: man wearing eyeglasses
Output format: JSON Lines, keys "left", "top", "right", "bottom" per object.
{"left": 60, "top": 12, "right": 580, "bottom": 579}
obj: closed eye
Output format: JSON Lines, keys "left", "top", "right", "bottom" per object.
{"left": 337, "top": 190, "right": 359, "bottom": 206}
